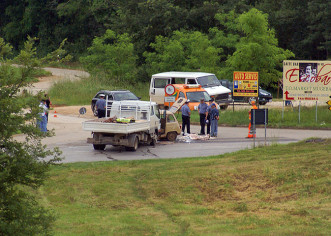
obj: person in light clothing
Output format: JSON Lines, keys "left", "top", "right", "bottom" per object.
{"left": 37, "top": 99, "right": 48, "bottom": 133}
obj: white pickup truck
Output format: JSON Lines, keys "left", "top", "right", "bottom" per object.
{"left": 82, "top": 101, "right": 160, "bottom": 151}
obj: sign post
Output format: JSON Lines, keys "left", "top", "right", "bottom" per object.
{"left": 165, "top": 84, "right": 176, "bottom": 109}
{"left": 251, "top": 109, "right": 269, "bottom": 147}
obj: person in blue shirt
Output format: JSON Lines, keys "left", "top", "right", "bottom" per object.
{"left": 210, "top": 103, "right": 219, "bottom": 137}
{"left": 206, "top": 98, "right": 214, "bottom": 135}
{"left": 96, "top": 94, "right": 106, "bottom": 118}
{"left": 198, "top": 98, "right": 208, "bottom": 135}
{"left": 180, "top": 100, "right": 191, "bottom": 135}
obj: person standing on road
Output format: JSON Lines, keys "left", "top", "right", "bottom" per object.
{"left": 181, "top": 100, "right": 191, "bottom": 135}
{"left": 96, "top": 94, "right": 106, "bottom": 118}
{"left": 44, "top": 93, "right": 51, "bottom": 121}
{"left": 210, "top": 103, "right": 219, "bottom": 138}
{"left": 37, "top": 99, "right": 48, "bottom": 133}
{"left": 247, "top": 100, "right": 258, "bottom": 138}
{"left": 198, "top": 98, "right": 208, "bottom": 135}
{"left": 206, "top": 98, "right": 214, "bottom": 136}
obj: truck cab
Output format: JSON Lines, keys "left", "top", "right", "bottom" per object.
{"left": 150, "top": 71, "right": 232, "bottom": 109}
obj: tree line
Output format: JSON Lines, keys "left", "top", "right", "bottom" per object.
{"left": 0, "top": 0, "right": 329, "bottom": 86}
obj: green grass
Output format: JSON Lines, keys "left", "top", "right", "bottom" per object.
{"left": 175, "top": 106, "right": 331, "bottom": 129}
{"left": 48, "top": 76, "right": 150, "bottom": 105}
{"left": 40, "top": 139, "right": 331, "bottom": 235}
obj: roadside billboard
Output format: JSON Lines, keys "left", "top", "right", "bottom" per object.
{"left": 233, "top": 71, "right": 259, "bottom": 97}
{"left": 283, "top": 60, "right": 331, "bottom": 101}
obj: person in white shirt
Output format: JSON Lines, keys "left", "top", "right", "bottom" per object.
{"left": 37, "top": 100, "right": 48, "bottom": 132}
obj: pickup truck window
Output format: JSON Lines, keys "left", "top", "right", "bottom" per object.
{"left": 154, "top": 105, "right": 160, "bottom": 118}
{"left": 167, "top": 114, "right": 176, "bottom": 123}
{"left": 114, "top": 92, "right": 138, "bottom": 100}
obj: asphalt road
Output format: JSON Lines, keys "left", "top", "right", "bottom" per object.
{"left": 36, "top": 113, "right": 331, "bottom": 163}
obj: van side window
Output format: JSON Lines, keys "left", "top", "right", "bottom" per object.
{"left": 154, "top": 78, "right": 169, "bottom": 88}
{"left": 179, "top": 92, "right": 185, "bottom": 98}
{"left": 187, "top": 79, "right": 197, "bottom": 84}
{"left": 170, "top": 77, "right": 186, "bottom": 84}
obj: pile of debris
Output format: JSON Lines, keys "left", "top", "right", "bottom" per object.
{"left": 177, "top": 133, "right": 210, "bottom": 142}
{"left": 102, "top": 116, "right": 136, "bottom": 123}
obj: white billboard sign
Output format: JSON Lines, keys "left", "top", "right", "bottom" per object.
{"left": 283, "top": 60, "right": 331, "bottom": 101}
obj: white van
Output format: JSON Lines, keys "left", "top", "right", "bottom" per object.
{"left": 149, "top": 71, "right": 232, "bottom": 109}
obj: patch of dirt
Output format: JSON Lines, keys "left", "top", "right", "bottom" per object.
{"left": 50, "top": 105, "right": 95, "bottom": 119}
{"left": 194, "top": 169, "right": 299, "bottom": 203}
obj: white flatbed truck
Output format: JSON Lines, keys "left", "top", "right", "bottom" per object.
{"left": 82, "top": 101, "right": 160, "bottom": 151}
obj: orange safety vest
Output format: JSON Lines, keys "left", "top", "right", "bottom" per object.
{"left": 248, "top": 104, "right": 258, "bottom": 120}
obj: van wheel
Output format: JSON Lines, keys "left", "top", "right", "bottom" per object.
{"left": 220, "top": 105, "right": 228, "bottom": 110}
{"left": 93, "top": 144, "right": 105, "bottom": 150}
{"left": 167, "top": 132, "right": 177, "bottom": 141}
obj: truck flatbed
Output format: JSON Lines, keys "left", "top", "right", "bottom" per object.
{"left": 82, "top": 118, "right": 151, "bottom": 134}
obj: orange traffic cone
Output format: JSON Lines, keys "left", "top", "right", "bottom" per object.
{"left": 53, "top": 110, "right": 57, "bottom": 118}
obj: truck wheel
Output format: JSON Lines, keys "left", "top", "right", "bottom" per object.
{"left": 126, "top": 136, "right": 139, "bottom": 151}
{"left": 93, "top": 144, "right": 105, "bottom": 150}
{"left": 167, "top": 132, "right": 177, "bottom": 141}
{"left": 150, "top": 138, "right": 157, "bottom": 146}
{"left": 132, "top": 137, "right": 139, "bottom": 151}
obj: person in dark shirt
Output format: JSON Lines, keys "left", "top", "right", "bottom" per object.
{"left": 210, "top": 103, "right": 219, "bottom": 137}
{"left": 96, "top": 94, "right": 106, "bottom": 118}
{"left": 206, "top": 98, "right": 214, "bottom": 135}
{"left": 198, "top": 98, "right": 208, "bottom": 135}
{"left": 180, "top": 100, "right": 191, "bottom": 135}
{"left": 44, "top": 93, "right": 51, "bottom": 121}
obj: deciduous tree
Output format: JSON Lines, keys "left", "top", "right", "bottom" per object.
{"left": 144, "top": 30, "right": 222, "bottom": 77}
{"left": 0, "top": 37, "right": 61, "bottom": 235}
{"left": 80, "top": 30, "right": 137, "bottom": 83}
{"left": 219, "top": 8, "right": 294, "bottom": 86}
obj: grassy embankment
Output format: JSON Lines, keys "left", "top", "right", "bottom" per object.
{"left": 40, "top": 139, "right": 331, "bottom": 235}
{"left": 48, "top": 76, "right": 331, "bottom": 129}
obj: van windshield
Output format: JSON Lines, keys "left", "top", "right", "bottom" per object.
{"left": 186, "top": 91, "right": 211, "bottom": 102}
{"left": 197, "top": 75, "right": 221, "bottom": 87}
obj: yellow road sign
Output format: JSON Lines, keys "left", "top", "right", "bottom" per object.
{"left": 326, "top": 100, "right": 331, "bottom": 106}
